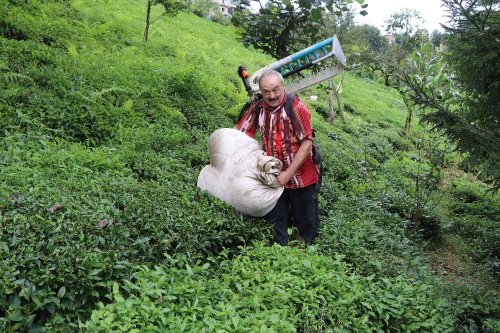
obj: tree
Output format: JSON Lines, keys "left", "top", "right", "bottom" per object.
{"left": 355, "top": 9, "right": 425, "bottom": 88}
{"left": 400, "top": 0, "right": 500, "bottom": 186}
{"left": 384, "top": 9, "right": 425, "bottom": 69}
{"left": 385, "top": 8, "right": 423, "bottom": 36}
{"left": 231, "top": 0, "right": 367, "bottom": 60}
{"left": 430, "top": 29, "right": 443, "bottom": 48}
{"left": 360, "top": 9, "right": 426, "bottom": 134}
{"left": 343, "top": 24, "right": 388, "bottom": 71}
{"left": 187, "top": 0, "right": 220, "bottom": 19}
{"left": 144, "top": 0, "right": 182, "bottom": 41}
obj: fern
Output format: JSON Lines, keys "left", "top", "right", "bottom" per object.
{"left": 2, "top": 72, "right": 34, "bottom": 83}
{"left": 91, "top": 86, "right": 127, "bottom": 100}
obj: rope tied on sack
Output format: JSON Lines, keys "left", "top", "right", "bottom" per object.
{"left": 256, "top": 155, "right": 283, "bottom": 188}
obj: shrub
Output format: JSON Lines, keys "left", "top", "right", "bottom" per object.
{"left": 440, "top": 177, "right": 500, "bottom": 276}
{"left": 317, "top": 193, "right": 430, "bottom": 279}
{"left": 0, "top": 134, "right": 270, "bottom": 331}
{"left": 84, "top": 243, "right": 454, "bottom": 332}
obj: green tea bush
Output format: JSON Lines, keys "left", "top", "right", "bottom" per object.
{"left": 317, "top": 193, "right": 430, "bottom": 279}
{"left": 357, "top": 151, "right": 443, "bottom": 239}
{"left": 0, "top": 1, "right": 78, "bottom": 47}
{"left": 0, "top": 134, "right": 270, "bottom": 331}
{"left": 1, "top": 2, "right": 242, "bottom": 146}
{"left": 441, "top": 177, "right": 500, "bottom": 277}
{"left": 438, "top": 281, "right": 500, "bottom": 332}
{"left": 310, "top": 104, "right": 406, "bottom": 191}
{"left": 1, "top": 1, "right": 272, "bottom": 328}
{"left": 84, "top": 243, "right": 454, "bottom": 332}
{"left": 1, "top": 0, "right": 498, "bottom": 331}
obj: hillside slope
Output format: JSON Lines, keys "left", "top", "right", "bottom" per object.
{"left": 1, "top": 1, "right": 498, "bottom": 332}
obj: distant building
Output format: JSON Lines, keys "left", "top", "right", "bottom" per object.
{"left": 383, "top": 34, "right": 396, "bottom": 45}
{"left": 214, "top": 0, "right": 235, "bottom": 17}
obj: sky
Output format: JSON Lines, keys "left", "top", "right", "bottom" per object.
{"left": 352, "top": 0, "right": 448, "bottom": 33}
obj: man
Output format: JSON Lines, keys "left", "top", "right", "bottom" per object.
{"left": 236, "top": 69, "right": 319, "bottom": 245}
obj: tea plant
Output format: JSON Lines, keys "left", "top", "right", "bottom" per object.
{"left": 84, "top": 243, "right": 455, "bottom": 332}
{"left": 1, "top": 0, "right": 498, "bottom": 331}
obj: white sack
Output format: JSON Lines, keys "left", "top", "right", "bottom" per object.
{"left": 197, "top": 128, "right": 284, "bottom": 217}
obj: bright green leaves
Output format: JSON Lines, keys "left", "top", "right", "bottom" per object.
{"left": 84, "top": 243, "right": 454, "bottom": 332}
{"left": 57, "top": 286, "right": 66, "bottom": 299}
{"left": 234, "top": 0, "right": 362, "bottom": 59}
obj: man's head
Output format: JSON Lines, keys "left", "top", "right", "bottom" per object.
{"left": 258, "top": 70, "right": 285, "bottom": 108}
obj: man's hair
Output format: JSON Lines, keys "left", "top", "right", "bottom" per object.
{"left": 258, "top": 69, "right": 284, "bottom": 86}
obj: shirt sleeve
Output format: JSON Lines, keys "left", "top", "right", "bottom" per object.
{"left": 291, "top": 97, "right": 314, "bottom": 142}
{"left": 235, "top": 102, "right": 258, "bottom": 138}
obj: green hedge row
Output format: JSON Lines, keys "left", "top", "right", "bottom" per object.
{"left": 84, "top": 243, "right": 455, "bottom": 332}
{"left": 0, "top": 132, "right": 271, "bottom": 331}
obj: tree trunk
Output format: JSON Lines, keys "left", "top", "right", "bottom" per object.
{"left": 276, "top": 28, "right": 291, "bottom": 59}
{"left": 403, "top": 95, "right": 414, "bottom": 136}
{"left": 328, "top": 80, "right": 335, "bottom": 124}
{"left": 384, "top": 74, "right": 391, "bottom": 86}
{"left": 144, "top": 0, "right": 152, "bottom": 42}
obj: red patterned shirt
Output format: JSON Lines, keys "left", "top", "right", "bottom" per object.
{"left": 236, "top": 95, "right": 319, "bottom": 189}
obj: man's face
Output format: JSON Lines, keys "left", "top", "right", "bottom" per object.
{"left": 259, "top": 74, "right": 285, "bottom": 108}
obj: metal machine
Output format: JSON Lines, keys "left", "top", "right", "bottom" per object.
{"left": 238, "top": 35, "right": 346, "bottom": 99}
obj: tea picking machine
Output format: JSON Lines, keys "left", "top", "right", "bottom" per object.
{"left": 238, "top": 35, "right": 347, "bottom": 99}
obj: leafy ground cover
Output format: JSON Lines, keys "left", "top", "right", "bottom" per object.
{"left": 1, "top": 0, "right": 498, "bottom": 332}
{"left": 84, "top": 243, "right": 455, "bottom": 332}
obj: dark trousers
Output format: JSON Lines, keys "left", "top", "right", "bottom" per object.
{"left": 265, "top": 183, "right": 319, "bottom": 246}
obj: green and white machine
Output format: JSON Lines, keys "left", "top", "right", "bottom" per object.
{"left": 238, "top": 35, "right": 346, "bottom": 99}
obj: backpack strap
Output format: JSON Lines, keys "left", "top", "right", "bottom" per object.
{"left": 284, "top": 93, "right": 304, "bottom": 138}
{"left": 284, "top": 93, "right": 296, "bottom": 121}
{"left": 252, "top": 99, "right": 264, "bottom": 129}
{"left": 236, "top": 100, "right": 253, "bottom": 123}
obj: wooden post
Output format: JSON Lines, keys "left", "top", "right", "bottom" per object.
{"left": 328, "top": 79, "right": 334, "bottom": 125}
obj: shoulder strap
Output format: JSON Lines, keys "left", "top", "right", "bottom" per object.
{"left": 284, "top": 93, "right": 296, "bottom": 122}
{"left": 285, "top": 93, "right": 304, "bottom": 137}
{"left": 252, "top": 99, "right": 264, "bottom": 129}
{"left": 236, "top": 100, "right": 252, "bottom": 123}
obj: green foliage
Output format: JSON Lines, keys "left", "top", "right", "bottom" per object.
{"left": 401, "top": 41, "right": 500, "bottom": 183}
{"left": 384, "top": 8, "right": 424, "bottom": 36}
{"left": 143, "top": 0, "right": 184, "bottom": 41}
{"left": 186, "top": 0, "right": 219, "bottom": 18}
{"left": 438, "top": 279, "right": 500, "bottom": 333}
{"left": 184, "top": 0, "right": 232, "bottom": 25}
{"left": 231, "top": 0, "right": 364, "bottom": 59}
{"left": 0, "top": 1, "right": 270, "bottom": 329}
{"left": 0, "top": 132, "right": 270, "bottom": 330}
{"left": 439, "top": 177, "right": 500, "bottom": 277}
{"left": 359, "top": 147, "right": 443, "bottom": 238}
{"left": 152, "top": 0, "right": 183, "bottom": 16}
{"left": 84, "top": 243, "right": 454, "bottom": 332}
{"left": 317, "top": 194, "right": 424, "bottom": 277}
{"left": 343, "top": 23, "right": 389, "bottom": 67}
{"left": 0, "top": 0, "right": 498, "bottom": 331}
{"left": 430, "top": 29, "right": 443, "bottom": 48}
{"left": 400, "top": 0, "right": 500, "bottom": 186}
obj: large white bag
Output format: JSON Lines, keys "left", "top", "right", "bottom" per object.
{"left": 197, "top": 128, "right": 284, "bottom": 217}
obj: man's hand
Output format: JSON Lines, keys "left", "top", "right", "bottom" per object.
{"left": 276, "top": 139, "right": 313, "bottom": 187}
{"left": 277, "top": 171, "right": 292, "bottom": 187}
